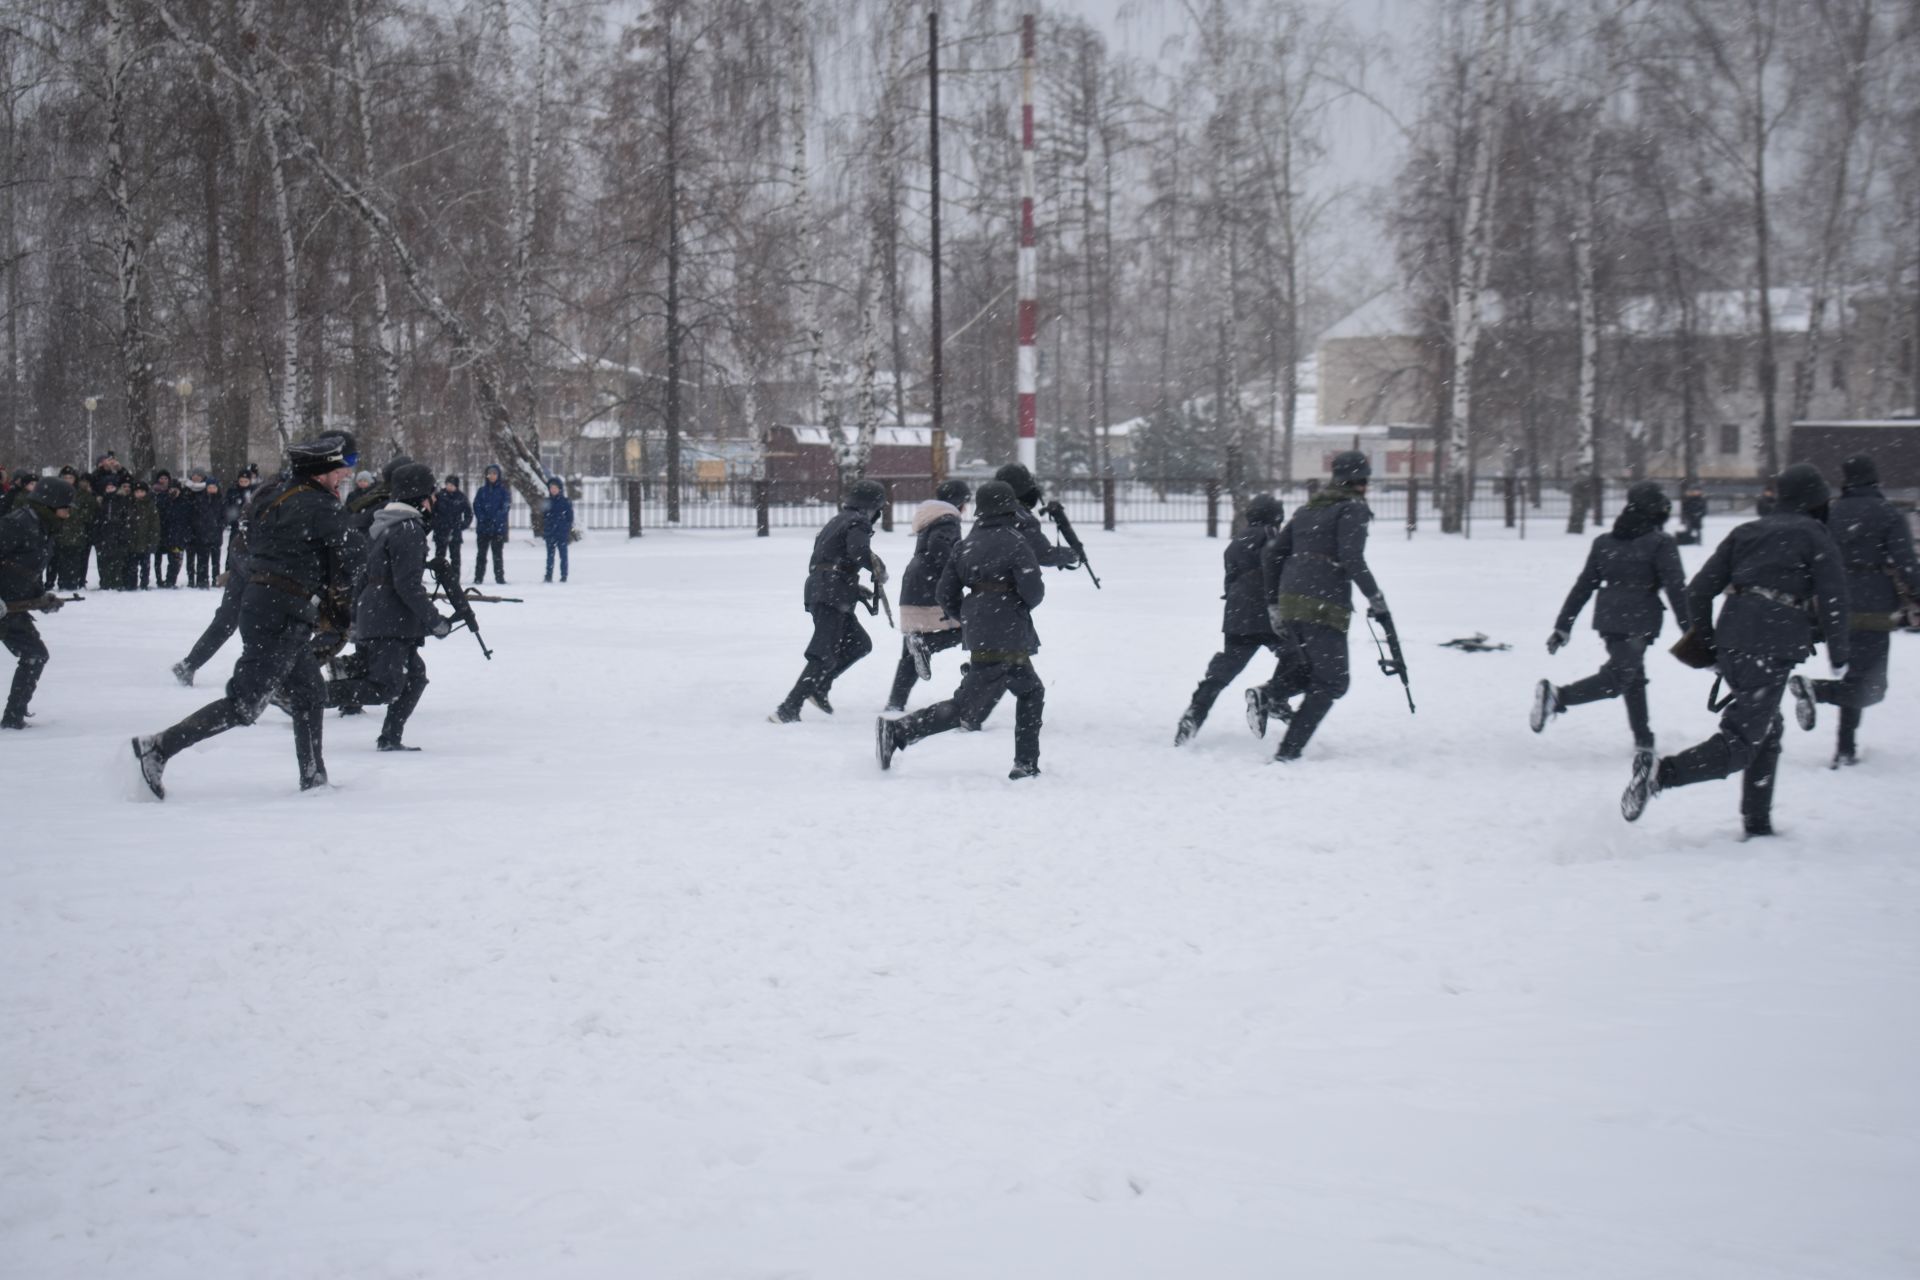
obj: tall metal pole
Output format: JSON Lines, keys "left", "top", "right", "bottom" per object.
{"left": 928, "top": 9, "right": 945, "bottom": 485}
{"left": 1016, "top": 12, "right": 1037, "bottom": 472}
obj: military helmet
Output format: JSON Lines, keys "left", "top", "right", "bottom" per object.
{"left": 994, "top": 462, "right": 1041, "bottom": 505}
{"left": 1774, "top": 463, "right": 1830, "bottom": 514}
{"left": 1624, "top": 480, "right": 1671, "bottom": 521}
{"left": 846, "top": 478, "right": 887, "bottom": 514}
{"left": 390, "top": 462, "right": 437, "bottom": 505}
{"left": 973, "top": 480, "right": 1018, "bottom": 518}
{"left": 935, "top": 479, "right": 971, "bottom": 507}
{"left": 1331, "top": 450, "right": 1372, "bottom": 484}
{"left": 1245, "top": 493, "right": 1284, "bottom": 526}
{"left": 33, "top": 477, "right": 75, "bottom": 510}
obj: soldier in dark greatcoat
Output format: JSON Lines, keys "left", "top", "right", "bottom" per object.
{"left": 1531, "top": 481, "right": 1690, "bottom": 752}
{"left": 0, "top": 478, "right": 74, "bottom": 729}
{"left": 771, "top": 479, "right": 888, "bottom": 723}
{"left": 992, "top": 463, "right": 1081, "bottom": 571}
{"left": 1174, "top": 493, "right": 1295, "bottom": 745}
{"left": 877, "top": 481, "right": 1047, "bottom": 779}
{"left": 1622, "top": 463, "right": 1849, "bottom": 836}
{"left": 1787, "top": 454, "right": 1920, "bottom": 766}
{"left": 133, "top": 433, "right": 360, "bottom": 797}
{"left": 1256, "top": 450, "right": 1391, "bottom": 762}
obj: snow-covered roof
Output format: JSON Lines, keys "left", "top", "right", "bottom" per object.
{"left": 1326, "top": 286, "right": 1854, "bottom": 344}
{"left": 788, "top": 425, "right": 953, "bottom": 450}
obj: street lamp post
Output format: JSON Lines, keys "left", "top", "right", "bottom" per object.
{"left": 84, "top": 396, "right": 98, "bottom": 465}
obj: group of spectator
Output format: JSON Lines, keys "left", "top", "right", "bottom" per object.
{"left": 0, "top": 453, "right": 257, "bottom": 592}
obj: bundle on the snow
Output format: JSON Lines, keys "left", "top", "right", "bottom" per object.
{"left": 1439, "top": 633, "right": 1511, "bottom": 653}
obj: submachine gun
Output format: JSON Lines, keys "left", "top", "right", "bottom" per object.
{"left": 3, "top": 592, "right": 82, "bottom": 615}
{"left": 1040, "top": 500, "right": 1101, "bottom": 589}
{"left": 427, "top": 557, "right": 498, "bottom": 660}
{"left": 1367, "top": 610, "right": 1416, "bottom": 714}
{"left": 859, "top": 552, "right": 894, "bottom": 629}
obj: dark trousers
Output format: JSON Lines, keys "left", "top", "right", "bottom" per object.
{"left": 473, "top": 534, "right": 507, "bottom": 583}
{"left": 51, "top": 544, "right": 90, "bottom": 590}
{"left": 186, "top": 545, "right": 215, "bottom": 588}
{"left": 1811, "top": 628, "right": 1889, "bottom": 755}
{"left": 780, "top": 607, "right": 872, "bottom": 713}
{"left": 96, "top": 546, "right": 126, "bottom": 590}
{"left": 1658, "top": 650, "right": 1788, "bottom": 828}
{"left": 155, "top": 589, "right": 328, "bottom": 786}
{"left": 125, "top": 552, "right": 150, "bottom": 589}
{"left": 160, "top": 548, "right": 182, "bottom": 586}
{"left": 895, "top": 655, "right": 1045, "bottom": 768}
{"left": 182, "top": 566, "right": 249, "bottom": 672}
{"left": 544, "top": 537, "right": 569, "bottom": 581}
{"left": 432, "top": 533, "right": 463, "bottom": 584}
{"left": 1556, "top": 632, "right": 1653, "bottom": 745}
{"left": 1187, "top": 633, "right": 1300, "bottom": 724}
{"left": 1271, "top": 620, "right": 1349, "bottom": 758}
{"left": 887, "top": 628, "right": 964, "bottom": 709}
{"left": 2, "top": 612, "right": 48, "bottom": 719}
{"left": 333, "top": 638, "right": 429, "bottom": 745}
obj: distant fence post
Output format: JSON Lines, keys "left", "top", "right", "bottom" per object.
{"left": 1503, "top": 474, "right": 1517, "bottom": 528}
{"left": 1205, "top": 478, "right": 1220, "bottom": 538}
{"left": 754, "top": 479, "right": 770, "bottom": 537}
{"left": 1102, "top": 475, "right": 1116, "bottom": 531}
{"left": 1406, "top": 477, "right": 1419, "bottom": 539}
{"left": 880, "top": 480, "right": 895, "bottom": 532}
{"left": 626, "top": 478, "right": 642, "bottom": 538}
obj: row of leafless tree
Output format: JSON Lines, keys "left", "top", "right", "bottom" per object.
{"left": 0, "top": 0, "right": 1913, "bottom": 524}
{"left": 1393, "top": 0, "right": 1920, "bottom": 529}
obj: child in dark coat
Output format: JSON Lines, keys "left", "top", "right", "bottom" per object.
{"left": 542, "top": 477, "right": 573, "bottom": 583}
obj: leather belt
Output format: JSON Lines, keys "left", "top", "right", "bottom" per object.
{"left": 1731, "top": 584, "right": 1806, "bottom": 610}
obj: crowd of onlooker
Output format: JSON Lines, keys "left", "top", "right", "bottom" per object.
{"left": 0, "top": 453, "right": 259, "bottom": 591}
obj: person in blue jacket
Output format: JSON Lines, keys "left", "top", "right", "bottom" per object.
{"left": 542, "top": 476, "right": 573, "bottom": 583}
{"left": 471, "top": 463, "right": 512, "bottom": 585}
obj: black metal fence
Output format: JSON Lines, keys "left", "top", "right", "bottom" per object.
{"left": 512, "top": 474, "right": 1767, "bottom": 537}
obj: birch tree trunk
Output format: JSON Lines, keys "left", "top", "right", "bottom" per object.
{"left": 785, "top": 0, "right": 839, "bottom": 481}
{"left": 346, "top": 0, "right": 405, "bottom": 451}
{"left": 1568, "top": 116, "right": 1601, "bottom": 534}
{"left": 105, "top": 0, "right": 156, "bottom": 472}
{"left": 237, "top": 0, "right": 302, "bottom": 450}
{"left": 1444, "top": 0, "right": 1510, "bottom": 534}
{"left": 851, "top": 267, "right": 880, "bottom": 480}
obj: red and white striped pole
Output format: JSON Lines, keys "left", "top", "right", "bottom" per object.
{"left": 1016, "top": 12, "right": 1038, "bottom": 472}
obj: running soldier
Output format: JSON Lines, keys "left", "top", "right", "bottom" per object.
{"left": 329, "top": 463, "right": 453, "bottom": 751}
{"left": 771, "top": 479, "right": 888, "bottom": 723}
{"left": 1622, "top": 463, "right": 1849, "bottom": 836}
{"left": 992, "top": 463, "right": 1081, "bottom": 570}
{"left": 876, "top": 480, "right": 1046, "bottom": 779}
{"left": 886, "top": 478, "right": 970, "bottom": 713}
{"left": 1256, "top": 450, "right": 1391, "bottom": 762}
{"left": 1787, "top": 454, "right": 1920, "bottom": 766}
{"left": 1531, "top": 481, "right": 1689, "bottom": 753}
{"left": 133, "top": 433, "right": 359, "bottom": 797}
{"left": 1174, "top": 493, "right": 1292, "bottom": 745}
{"left": 0, "top": 477, "right": 74, "bottom": 729}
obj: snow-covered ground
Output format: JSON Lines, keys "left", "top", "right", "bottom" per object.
{"left": 4, "top": 517, "right": 1916, "bottom": 1279}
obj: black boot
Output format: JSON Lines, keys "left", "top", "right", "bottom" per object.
{"left": 293, "top": 702, "right": 328, "bottom": 791}
{"left": 376, "top": 668, "right": 427, "bottom": 751}
{"left": 1833, "top": 706, "right": 1861, "bottom": 768}
{"left": 131, "top": 736, "right": 168, "bottom": 799}
{"left": 1174, "top": 706, "right": 1201, "bottom": 746}
{"left": 1274, "top": 691, "right": 1333, "bottom": 761}
{"left": 1741, "top": 735, "right": 1781, "bottom": 838}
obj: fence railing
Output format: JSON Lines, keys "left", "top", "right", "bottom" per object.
{"left": 510, "top": 474, "right": 1767, "bottom": 537}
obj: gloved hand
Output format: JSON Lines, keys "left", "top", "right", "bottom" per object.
{"left": 869, "top": 553, "right": 889, "bottom": 587}
{"left": 1268, "top": 605, "right": 1286, "bottom": 634}
{"left": 1830, "top": 658, "right": 1848, "bottom": 679}
{"left": 431, "top": 614, "right": 454, "bottom": 639}
{"left": 1057, "top": 547, "right": 1081, "bottom": 569}
{"left": 1366, "top": 595, "right": 1390, "bottom": 622}
{"left": 1547, "top": 629, "right": 1568, "bottom": 655}
{"left": 35, "top": 592, "right": 63, "bottom": 613}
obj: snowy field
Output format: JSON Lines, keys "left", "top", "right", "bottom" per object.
{"left": 4, "top": 516, "right": 1917, "bottom": 1279}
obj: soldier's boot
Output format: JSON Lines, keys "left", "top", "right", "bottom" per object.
{"left": 1244, "top": 687, "right": 1268, "bottom": 738}
{"left": 885, "top": 647, "right": 919, "bottom": 713}
{"left": 1174, "top": 703, "right": 1203, "bottom": 746}
{"left": 1621, "top": 746, "right": 1662, "bottom": 822}
{"left": 1273, "top": 691, "right": 1333, "bottom": 762}
{"left": 1658, "top": 734, "right": 1736, "bottom": 790}
{"left": 376, "top": 672, "right": 427, "bottom": 752}
{"left": 131, "top": 736, "right": 168, "bottom": 799}
{"left": 1832, "top": 707, "right": 1861, "bottom": 768}
{"left": 1740, "top": 736, "right": 1782, "bottom": 838}
{"left": 293, "top": 703, "right": 328, "bottom": 791}
{"left": 875, "top": 716, "right": 899, "bottom": 770}
{"left": 1011, "top": 688, "right": 1043, "bottom": 778}
{"left": 1786, "top": 675, "right": 1817, "bottom": 731}
{"left": 907, "top": 633, "right": 933, "bottom": 681}
{"left": 771, "top": 666, "right": 822, "bottom": 723}
{"left": 3, "top": 651, "right": 46, "bottom": 729}
{"left": 1529, "top": 679, "right": 1563, "bottom": 733}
